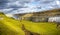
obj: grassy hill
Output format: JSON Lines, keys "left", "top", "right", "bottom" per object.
{"left": 0, "top": 13, "right": 60, "bottom": 35}
{"left": 0, "top": 13, "right": 25, "bottom": 35}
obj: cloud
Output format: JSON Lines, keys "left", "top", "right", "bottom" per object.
{"left": 0, "top": 0, "right": 60, "bottom": 14}
{"left": 0, "top": 0, "right": 8, "bottom": 9}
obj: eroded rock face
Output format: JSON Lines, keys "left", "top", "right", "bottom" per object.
{"left": 13, "top": 9, "right": 60, "bottom": 22}
{"left": 48, "top": 17, "right": 60, "bottom": 22}
{"left": 48, "top": 16, "right": 60, "bottom": 28}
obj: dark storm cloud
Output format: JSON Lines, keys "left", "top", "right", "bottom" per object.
{"left": 0, "top": 0, "right": 9, "bottom": 9}
{"left": 0, "top": 0, "right": 60, "bottom": 14}
{"left": 34, "top": 0, "right": 55, "bottom": 4}
{"left": 0, "top": 0, "right": 8, "bottom": 3}
{"left": 0, "top": 0, "right": 28, "bottom": 9}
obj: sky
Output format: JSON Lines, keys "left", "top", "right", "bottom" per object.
{"left": 0, "top": 0, "right": 60, "bottom": 15}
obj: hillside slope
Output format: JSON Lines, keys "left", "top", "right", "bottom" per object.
{"left": 0, "top": 13, "right": 60, "bottom": 35}
{"left": 0, "top": 13, "right": 25, "bottom": 35}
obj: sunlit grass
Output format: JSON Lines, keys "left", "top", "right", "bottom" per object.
{"left": 21, "top": 20, "right": 58, "bottom": 35}
{"left": 0, "top": 14, "right": 60, "bottom": 35}
{"left": 0, "top": 16, "right": 25, "bottom": 35}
